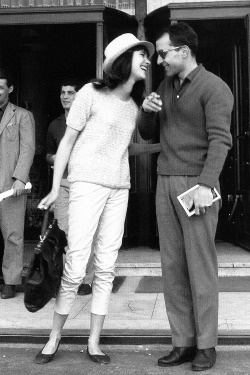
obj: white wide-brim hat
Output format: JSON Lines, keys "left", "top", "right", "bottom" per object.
{"left": 103, "top": 33, "right": 155, "bottom": 75}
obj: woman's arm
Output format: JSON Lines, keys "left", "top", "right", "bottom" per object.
{"left": 38, "top": 126, "right": 79, "bottom": 209}
{"left": 128, "top": 143, "right": 161, "bottom": 156}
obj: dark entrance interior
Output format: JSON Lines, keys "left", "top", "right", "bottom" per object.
{"left": 0, "top": 16, "right": 249, "bottom": 252}
{"left": 0, "top": 23, "right": 97, "bottom": 243}
{"left": 0, "top": 23, "right": 96, "bottom": 145}
{"left": 0, "top": 19, "right": 139, "bottom": 250}
{"left": 191, "top": 19, "right": 250, "bottom": 250}
{"left": 0, "top": 8, "right": 138, "bottom": 277}
{"left": 146, "top": 18, "right": 250, "bottom": 250}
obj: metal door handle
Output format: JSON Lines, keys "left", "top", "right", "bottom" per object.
{"left": 228, "top": 195, "right": 242, "bottom": 221}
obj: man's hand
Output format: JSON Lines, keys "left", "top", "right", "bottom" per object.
{"left": 142, "top": 92, "right": 162, "bottom": 113}
{"left": 12, "top": 180, "right": 26, "bottom": 197}
{"left": 193, "top": 185, "right": 214, "bottom": 215}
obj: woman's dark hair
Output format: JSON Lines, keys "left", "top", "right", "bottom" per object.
{"left": 92, "top": 46, "right": 148, "bottom": 107}
{"left": 156, "top": 22, "right": 198, "bottom": 57}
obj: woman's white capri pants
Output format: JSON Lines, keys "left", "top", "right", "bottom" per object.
{"left": 54, "top": 181, "right": 128, "bottom": 316}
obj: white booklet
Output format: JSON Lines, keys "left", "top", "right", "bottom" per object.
{"left": 177, "top": 184, "right": 221, "bottom": 217}
{"left": 0, "top": 182, "right": 32, "bottom": 203}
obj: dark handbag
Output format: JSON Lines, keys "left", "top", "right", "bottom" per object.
{"left": 24, "top": 209, "right": 67, "bottom": 312}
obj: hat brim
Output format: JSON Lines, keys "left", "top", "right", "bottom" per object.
{"left": 103, "top": 40, "right": 155, "bottom": 74}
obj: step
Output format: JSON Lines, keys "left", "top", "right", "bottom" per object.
{"left": 23, "top": 241, "right": 250, "bottom": 277}
{"left": 114, "top": 243, "right": 250, "bottom": 277}
{"left": 115, "top": 262, "right": 250, "bottom": 277}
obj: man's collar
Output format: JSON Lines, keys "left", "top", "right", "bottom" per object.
{"left": 0, "top": 101, "right": 8, "bottom": 112}
{"left": 185, "top": 63, "right": 203, "bottom": 82}
{"left": 173, "top": 64, "right": 203, "bottom": 85}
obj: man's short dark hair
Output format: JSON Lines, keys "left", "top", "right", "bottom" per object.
{"left": 156, "top": 22, "right": 198, "bottom": 57}
{"left": 59, "top": 78, "right": 82, "bottom": 93}
{"left": 0, "top": 68, "right": 15, "bottom": 87}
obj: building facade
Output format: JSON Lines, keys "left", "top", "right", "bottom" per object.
{"left": 0, "top": 0, "right": 249, "bottom": 251}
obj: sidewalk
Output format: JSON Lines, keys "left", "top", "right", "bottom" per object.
{"left": 1, "top": 344, "right": 250, "bottom": 375}
{"left": 1, "top": 241, "right": 250, "bottom": 340}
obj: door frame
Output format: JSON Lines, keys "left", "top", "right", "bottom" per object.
{"left": 0, "top": 5, "right": 138, "bottom": 243}
{"left": 144, "top": 1, "right": 250, "bottom": 249}
{"left": 0, "top": 6, "right": 137, "bottom": 78}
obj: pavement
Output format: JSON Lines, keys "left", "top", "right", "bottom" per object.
{"left": 1, "top": 344, "right": 250, "bottom": 375}
{"left": 1, "top": 240, "right": 250, "bottom": 341}
{"left": 1, "top": 241, "right": 250, "bottom": 374}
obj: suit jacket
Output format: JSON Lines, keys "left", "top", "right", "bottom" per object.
{"left": 0, "top": 102, "right": 35, "bottom": 192}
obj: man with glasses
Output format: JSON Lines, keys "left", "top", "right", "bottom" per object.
{"left": 138, "top": 22, "right": 234, "bottom": 371}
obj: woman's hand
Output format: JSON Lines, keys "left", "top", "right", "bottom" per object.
{"left": 38, "top": 189, "right": 59, "bottom": 211}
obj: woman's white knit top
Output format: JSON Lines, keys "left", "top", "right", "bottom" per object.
{"left": 66, "top": 83, "right": 139, "bottom": 189}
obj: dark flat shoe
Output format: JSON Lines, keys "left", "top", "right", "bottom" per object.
{"left": 192, "top": 348, "right": 216, "bottom": 371}
{"left": 86, "top": 347, "right": 110, "bottom": 364}
{"left": 158, "top": 346, "right": 197, "bottom": 367}
{"left": 35, "top": 340, "right": 61, "bottom": 364}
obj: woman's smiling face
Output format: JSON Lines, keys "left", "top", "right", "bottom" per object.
{"left": 130, "top": 49, "right": 151, "bottom": 82}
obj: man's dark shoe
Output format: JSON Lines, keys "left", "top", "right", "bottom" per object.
{"left": 158, "top": 346, "right": 197, "bottom": 367}
{"left": 78, "top": 284, "right": 92, "bottom": 296}
{"left": 191, "top": 348, "right": 216, "bottom": 371}
{"left": 1, "top": 284, "right": 15, "bottom": 299}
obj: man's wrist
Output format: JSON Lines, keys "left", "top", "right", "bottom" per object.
{"left": 141, "top": 105, "right": 152, "bottom": 114}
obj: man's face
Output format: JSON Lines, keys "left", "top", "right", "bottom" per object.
{"left": 156, "top": 33, "right": 184, "bottom": 78}
{"left": 60, "top": 85, "right": 77, "bottom": 110}
{"left": 0, "top": 79, "right": 13, "bottom": 107}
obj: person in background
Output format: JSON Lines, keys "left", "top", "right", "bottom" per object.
{"left": 35, "top": 33, "right": 155, "bottom": 365}
{"left": 46, "top": 78, "right": 95, "bottom": 296}
{"left": 138, "top": 22, "right": 233, "bottom": 371}
{"left": 0, "top": 68, "right": 35, "bottom": 299}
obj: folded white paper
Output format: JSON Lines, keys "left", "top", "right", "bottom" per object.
{"left": 177, "top": 184, "right": 221, "bottom": 217}
{"left": 0, "top": 182, "right": 32, "bottom": 202}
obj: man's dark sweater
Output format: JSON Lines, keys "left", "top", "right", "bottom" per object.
{"left": 46, "top": 114, "right": 68, "bottom": 179}
{"left": 138, "top": 65, "right": 234, "bottom": 188}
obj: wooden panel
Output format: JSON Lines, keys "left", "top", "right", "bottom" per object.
{"left": 0, "top": 7, "right": 104, "bottom": 24}
{"left": 168, "top": 1, "right": 250, "bottom": 21}
{"left": 96, "top": 21, "right": 103, "bottom": 79}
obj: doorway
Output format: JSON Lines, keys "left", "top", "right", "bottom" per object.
{"left": 146, "top": 18, "right": 250, "bottom": 250}
{"left": 0, "top": 23, "right": 97, "bottom": 146}
{"left": 0, "top": 23, "right": 97, "bottom": 240}
{"left": 0, "top": 18, "right": 139, "bottom": 246}
{"left": 190, "top": 19, "right": 250, "bottom": 250}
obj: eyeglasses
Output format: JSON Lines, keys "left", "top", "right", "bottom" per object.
{"left": 157, "top": 46, "right": 185, "bottom": 60}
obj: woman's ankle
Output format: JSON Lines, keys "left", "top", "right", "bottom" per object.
{"left": 88, "top": 339, "right": 102, "bottom": 352}
{"left": 49, "top": 333, "right": 61, "bottom": 343}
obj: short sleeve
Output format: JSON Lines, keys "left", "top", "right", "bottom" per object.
{"left": 67, "top": 83, "right": 93, "bottom": 131}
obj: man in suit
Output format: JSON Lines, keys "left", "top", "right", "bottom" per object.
{"left": 0, "top": 68, "right": 35, "bottom": 299}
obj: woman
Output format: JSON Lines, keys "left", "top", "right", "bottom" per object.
{"left": 35, "top": 33, "right": 154, "bottom": 365}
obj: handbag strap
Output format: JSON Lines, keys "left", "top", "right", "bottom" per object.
{"left": 41, "top": 209, "right": 50, "bottom": 238}
{"left": 34, "top": 209, "right": 50, "bottom": 255}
